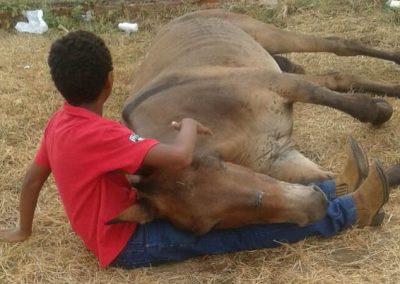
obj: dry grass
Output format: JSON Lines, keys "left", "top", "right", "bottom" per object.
{"left": 1, "top": 1, "right": 400, "bottom": 283}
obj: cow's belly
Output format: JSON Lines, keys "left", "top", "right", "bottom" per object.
{"left": 199, "top": 91, "right": 294, "bottom": 172}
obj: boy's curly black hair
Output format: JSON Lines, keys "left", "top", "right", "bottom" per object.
{"left": 48, "top": 30, "right": 113, "bottom": 106}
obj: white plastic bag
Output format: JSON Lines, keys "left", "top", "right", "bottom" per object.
{"left": 15, "top": 10, "right": 48, "bottom": 34}
{"left": 387, "top": 0, "right": 400, "bottom": 9}
{"left": 118, "top": 22, "right": 138, "bottom": 33}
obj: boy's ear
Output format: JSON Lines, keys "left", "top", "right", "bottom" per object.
{"left": 105, "top": 71, "right": 114, "bottom": 89}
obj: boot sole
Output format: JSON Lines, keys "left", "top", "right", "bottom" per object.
{"left": 370, "top": 160, "right": 390, "bottom": 226}
{"left": 370, "top": 209, "right": 385, "bottom": 226}
{"left": 348, "top": 136, "right": 369, "bottom": 190}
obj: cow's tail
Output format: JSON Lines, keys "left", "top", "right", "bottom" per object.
{"left": 273, "top": 55, "right": 305, "bottom": 74}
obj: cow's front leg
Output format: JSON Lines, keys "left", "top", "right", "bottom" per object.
{"left": 266, "top": 72, "right": 393, "bottom": 125}
{"left": 266, "top": 148, "right": 333, "bottom": 185}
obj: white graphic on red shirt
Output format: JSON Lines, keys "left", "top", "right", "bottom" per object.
{"left": 129, "top": 133, "right": 143, "bottom": 142}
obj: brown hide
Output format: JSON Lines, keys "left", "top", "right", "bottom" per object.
{"left": 120, "top": 10, "right": 398, "bottom": 234}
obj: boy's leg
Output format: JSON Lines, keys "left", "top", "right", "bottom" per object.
{"left": 111, "top": 194, "right": 355, "bottom": 269}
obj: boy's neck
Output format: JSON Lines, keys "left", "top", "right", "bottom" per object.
{"left": 80, "top": 103, "right": 103, "bottom": 116}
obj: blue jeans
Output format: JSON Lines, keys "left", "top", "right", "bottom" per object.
{"left": 111, "top": 180, "right": 356, "bottom": 269}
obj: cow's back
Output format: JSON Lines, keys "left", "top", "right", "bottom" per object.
{"left": 130, "top": 14, "right": 280, "bottom": 93}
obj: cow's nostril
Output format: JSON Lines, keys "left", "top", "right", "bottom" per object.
{"left": 312, "top": 185, "right": 329, "bottom": 203}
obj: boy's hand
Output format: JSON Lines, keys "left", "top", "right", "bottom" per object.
{"left": 145, "top": 118, "right": 209, "bottom": 170}
{"left": 171, "top": 119, "right": 213, "bottom": 136}
{"left": 0, "top": 227, "right": 31, "bottom": 243}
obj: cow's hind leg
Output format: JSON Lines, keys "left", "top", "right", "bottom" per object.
{"left": 187, "top": 10, "right": 400, "bottom": 64}
{"left": 290, "top": 73, "right": 400, "bottom": 98}
{"left": 273, "top": 64, "right": 400, "bottom": 96}
{"left": 265, "top": 72, "right": 393, "bottom": 125}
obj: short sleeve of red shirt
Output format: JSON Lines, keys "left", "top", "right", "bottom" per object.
{"left": 34, "top": 131, "right": 50, "bottom": 168}
{"left": 95, "top": 121, "right": 159, "bottom": 174}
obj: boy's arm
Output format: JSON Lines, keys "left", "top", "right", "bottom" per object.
{"left": 142, "top": 118, "right": 212, "bottom": 170}
{"left": 0, "top": 162, "right": 51, "bottom": 242}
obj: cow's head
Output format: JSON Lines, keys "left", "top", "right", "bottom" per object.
{"left": 134, "top": 151, "right": 328, "bottom": 235}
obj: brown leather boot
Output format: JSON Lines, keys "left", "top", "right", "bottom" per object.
{"left": 335, "top": 137, "right": 369, "bottom": 196}
{"left": 351, "top": 160, "right": 389, "bottom": 227}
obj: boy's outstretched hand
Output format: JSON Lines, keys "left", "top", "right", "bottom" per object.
{"left": 0, "top": 227, "right": 31, "bottom": 242}
{"left": 171, "top": 119, "right": 213, "bottom": 136}
{"left": 0, "top": 163, "right": 50, "bottom": 243}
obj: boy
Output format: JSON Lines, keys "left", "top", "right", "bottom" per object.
{"left": 0, "top": 31, "right": 390, "bottom": 269}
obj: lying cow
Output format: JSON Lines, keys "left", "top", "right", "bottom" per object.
{"left": 119, "top": 10, "right": 399, "bottom": 234}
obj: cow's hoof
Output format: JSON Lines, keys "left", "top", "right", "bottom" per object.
{"left": 371, "top": 99, "right": 393, "bottom": 125}
{"left": 386, "top": 162, "right": 400, "bottom": 188}
{"left": 393, "top": 52, "right": 400, "bottom": 65}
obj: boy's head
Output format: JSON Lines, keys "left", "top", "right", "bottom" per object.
{"left": 48, "top": 30, "right": 113, "bottom": 106}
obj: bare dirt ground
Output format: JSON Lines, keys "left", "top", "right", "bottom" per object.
{"left": 0, "top": 1, "right": 400, "bottom": 283}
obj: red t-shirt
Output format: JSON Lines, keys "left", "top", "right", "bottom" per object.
{"left": 34, "top": 102, "right": 158, "bottom": 267}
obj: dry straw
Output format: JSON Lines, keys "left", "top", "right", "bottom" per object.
{"left": 1, "top": 1, "right": 400, "bottom": 283}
